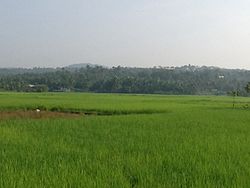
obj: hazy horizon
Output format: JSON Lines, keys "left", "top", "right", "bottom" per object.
{"left": 2, "top": 63, "right": 250, "bottom": 71}
{"left": 1, "top": 0, "right": 250, "bottom": 69}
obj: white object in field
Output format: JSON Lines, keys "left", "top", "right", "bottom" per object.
{"left": 36, "top": 109, "right": 41, "bottom": 112}
{"left": 218, "top": 75, "right": 225, "bottom": 79}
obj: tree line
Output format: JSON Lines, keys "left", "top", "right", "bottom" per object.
{"left": 1, "top": 65, "right": 250, "bottom": 95}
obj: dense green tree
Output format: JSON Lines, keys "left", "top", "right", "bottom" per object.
{"left": 1, "top": 65, "right": 250, "bottom": 95}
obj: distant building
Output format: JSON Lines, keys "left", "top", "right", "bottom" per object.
{"left": 28, "top": 84, "right": 35, "bottom": 88}
{"left": 25, "top": 84, "right": 48, "bottom": 92}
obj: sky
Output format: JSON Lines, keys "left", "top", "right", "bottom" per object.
{"left": 0, "top": 0, "right": 250, "bottom": 69}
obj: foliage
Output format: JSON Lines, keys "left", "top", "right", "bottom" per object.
{"left": 1, "top": 65, "right": 250, "bottom": 95}
{"left": 245, "top": 82, "right": 250, "bottom": 93}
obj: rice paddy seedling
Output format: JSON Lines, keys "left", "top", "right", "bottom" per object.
{"left": 1, "top": 92, "right": 250, "bottom": 187}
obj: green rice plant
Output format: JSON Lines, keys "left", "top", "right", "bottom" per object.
{"left": 1, "top": 93, "right": 250, "bottom": 187}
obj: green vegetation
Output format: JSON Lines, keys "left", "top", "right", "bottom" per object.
{"left": 1, "top": 65, "right": 250, "bottom": 95}
{"left": 1, "top": 92, "right": 250, "bottom": 187}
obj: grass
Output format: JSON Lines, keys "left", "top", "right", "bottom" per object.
{"left": 1, "top": 92, "right": 250, "bottom": 187}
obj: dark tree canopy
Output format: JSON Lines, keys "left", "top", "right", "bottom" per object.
{"left": 0, "top": 65, "right": 250, "bottom": 95}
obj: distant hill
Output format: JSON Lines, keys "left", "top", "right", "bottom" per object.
{"left": 1, "top": 64, "right": 250, "bottom": 96}
{"left": 65, "top": 63, "right": 105, "bottom": 69}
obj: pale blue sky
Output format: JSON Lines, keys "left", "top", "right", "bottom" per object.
{"left": 1, "top": 0, "right": 250, "bottom": 69}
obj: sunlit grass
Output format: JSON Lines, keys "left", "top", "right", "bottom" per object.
{"left": 1, "top": 93, "right": 250, "bottom": 187}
